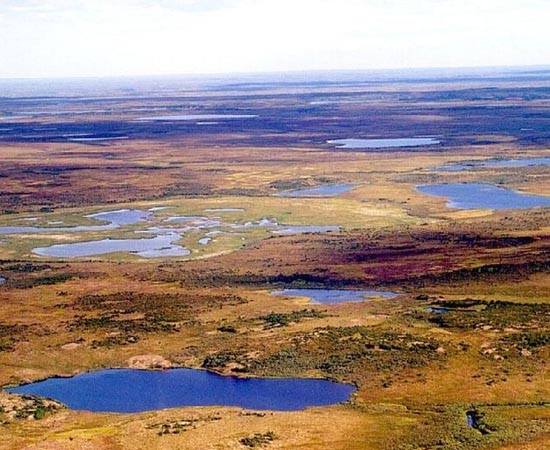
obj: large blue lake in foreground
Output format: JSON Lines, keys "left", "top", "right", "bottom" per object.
{"left": 6, "top": 368, "right": 355, "bottom": 413}
{"left": 417, "top": 183, "right": 550, "bottom": 210}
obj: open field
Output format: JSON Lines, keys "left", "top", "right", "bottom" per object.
{"left": 1, "top": 69, "right": 549, "bottom": 449}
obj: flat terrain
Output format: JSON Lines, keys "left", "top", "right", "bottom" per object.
{"left": 0, "top": 69, "right": 549, "bottom": 449}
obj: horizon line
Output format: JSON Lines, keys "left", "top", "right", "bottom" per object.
{"left": 1, "top": 63, "right": 550, "bottom": 83}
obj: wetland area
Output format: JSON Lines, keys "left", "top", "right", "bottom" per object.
{"left": 0, "top": 68, "right": 549, "bottom": 450}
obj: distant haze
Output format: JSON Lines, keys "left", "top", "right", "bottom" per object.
{"left": 1, "top": 0, "right": 549, "bottom": 78}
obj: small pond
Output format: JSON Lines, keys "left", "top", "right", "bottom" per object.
{"left": 86, "top": 209, "right": 150, "bottom": 226}
{"left": 426, "top": 306, "right": 449, "bottom": 314}
{"left": 272, "top": 289, "right": 399, "bottom": 304}
{"left": 416, "top": 183, "right": 550, "bottom": 210}
{"left": 327, "top": 138, "right": 440, "bottom": 149}
{"left": 276, "top": 184, "right": 357, "bottom": 198}
{"left": 270, "top": 226, "right": 340, "bottom": 235}
{"left": 5, "top": 368, "right": 355, "bottom": 413}
{"left": 435, "top": 157, "right": 550, "bottom": 172}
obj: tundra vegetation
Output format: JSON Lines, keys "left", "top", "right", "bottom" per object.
{"left": 0, "top": 71, "right": 549, "bottom": 449}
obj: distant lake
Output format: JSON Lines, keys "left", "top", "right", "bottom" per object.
{"left": 276, "top": 184, "right": 357, "bottom": 197}
{"left": 272, "top": 289, "right": 399, "bottom": 304}
{"left": 136, "top": 114, "right": 258, "bottom": 122}
{"left": 417, "top": 183, "right": 550, "bottom": 210}
{"left": 0, "top": 116, "right": 25, "bottom": 121}
{"left": 435, "top": 157, "right": 550, "bottom": 172}
{"left": 328, "top": 138, "right": 440, "bottom": 149}
{"left": 67, "top": 136, "right": 129, "bottom": 142}
{"left": 0, "top": 277, "right": 5, "bottom": 284}
{"left": 6, "top": 368, "right": 355, "bottom": 413}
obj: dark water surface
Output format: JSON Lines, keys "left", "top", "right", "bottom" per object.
{"left": 436, "top": 157, "right": 550, "bottom": 171}
{"left": 416, "top": 183, "right": 550, "bottom": 210}
{"left": 328, "top": 138, "right": 440, "bottom": 149}
{"left": 6, "top": 368, "right": 356, "bottom": 413}
{"left": 272, "top": 289, "right": 399, "bottom": 304}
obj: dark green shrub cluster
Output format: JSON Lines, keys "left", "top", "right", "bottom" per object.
{"left": 11, "top": 396, "right": 63, "bottom": 421}
{"left": 4, "top": 263, "right": 51, "bottom": 273}
{"left": 501, "top": 332, "right": 550, "bottom": 349}
{"left": 147, "top": 414, "right": 222, "bottom": 436}
{"left": 11, "top": 273, "right": 74, "bottom": 289}
{"left": 249, "top": 326, "right": 443, "bottom": 380}
{"left": 240, "top": 431, "right": 277, "bottom": 448}
{"left": 0, "top": 323, "right": 27, "bottom": 353}
{"left": 202, "top": 352, "right": 240, "bottom": 369}
{"left": 428, "top": 301, "right": 550, "bottom": 330}
{"left": 75, "top": 291, "right": 246, "bottom": 322}
{"left": 260, "top": 309, "right": 328, "bottom": 328}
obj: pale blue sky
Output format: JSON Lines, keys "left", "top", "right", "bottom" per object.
{"left": 1, "top": 0, "right": 549, "bottom": 78}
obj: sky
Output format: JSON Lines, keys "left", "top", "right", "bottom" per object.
{"left": 1, "top": 0, "right": 549, "bottom": 79}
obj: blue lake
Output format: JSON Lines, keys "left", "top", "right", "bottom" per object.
{"left": 328, "top": 138, "right": 440, "bottom": 149}
{"left": 0, "top": 277, "right": 5, "bottom": 284}
{"left": 33, "top": 233, "right": 189, "bottom": 258}
{"left": 86, "top": 209, "right": 150, "bottom": 226}
{"left": 276, "top": 184, "right": 357, "bottom": 197}
{"left": 68, "top": 136, "right": 129, "bottom": 142}
{"left": 0, "top": 209, "right": 149, "bottom": 235}
{"left": 436, "top": 157, "right": 550, "bottom": 172}
{"left": 6, "top": 368, "right": 355, "bottom": 413}
{"left": 272, "top": 289, "right": 399, "bottom": 304}
{"left": 416, "top": 183, "right": 550, "bottom": 210}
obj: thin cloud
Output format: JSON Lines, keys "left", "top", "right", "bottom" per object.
{"left": 133, "top": 0, "right": 240, "bottom": 12}
{"left": 0, "top": 0, "right": 239, "bottom": 15}
{"left": 1, "top": 0, "right": 549, "bottom": 78}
